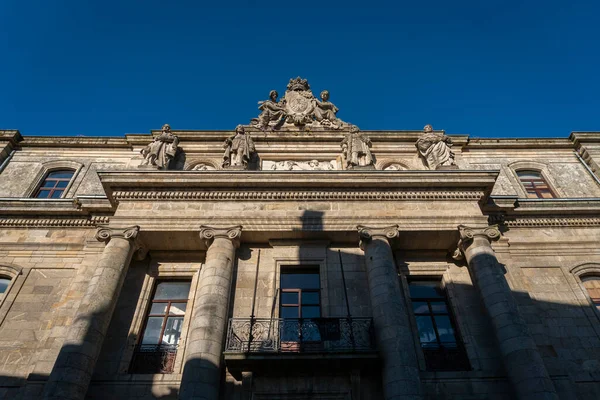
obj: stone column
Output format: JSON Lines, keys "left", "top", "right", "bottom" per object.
{"left": 357, "top": 225, "right": 422, "bottom": 400}
{"left": 43, "top": 226, "right": 142, "bottom": 400}
{"left": 456, "top": 225, "right": 558, "bottom": 400}
{"left": 180, "top": 226, "right": 242, "bottom": 400}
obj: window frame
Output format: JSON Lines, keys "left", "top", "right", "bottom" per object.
{"left": 516, "top": 170, "right": 556, "bottom": 199}
{"left": 26, "top": 160, "right": 83, "bottom": 199}
{"left": 405, "top": 277, "right": 470, "bottom": 371}
{"left": 507, "top": 161, "right": 560, "bottom": 199}
{"left": 33, "top": 170, "right": 76, "bottom": 199}
{"left": 119, "top": 261, "right": 200, "bottom": 376}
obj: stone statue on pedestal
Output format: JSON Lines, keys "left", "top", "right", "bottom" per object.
{"left": 222, "top": 125, "right": 256, "bottom": 169}
{"left": 140, "top": 124, "right": 180, "bottom": 170}
{"left": 416, "top": 124, "right": 456, "bottom": 170}
{"left": 341, "top": 125, "right": 374, "bottom": 169}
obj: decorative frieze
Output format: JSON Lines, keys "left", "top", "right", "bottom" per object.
{"left": 505, "top": 217, "right": 600, "bottom": 227}
{"left": 112, "top": 190, "right": 484, "bottom": 202}
{"left": 0, "top": 216, "right": 109, "bottom": 228}
{"left": 263, "top": 159, "right": 337, "bottom": 171}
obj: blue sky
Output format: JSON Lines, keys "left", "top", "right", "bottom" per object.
{"left": 1, "top": 1, "right": 599, "bottom": 137}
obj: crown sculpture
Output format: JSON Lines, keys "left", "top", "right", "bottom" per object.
{"left": 251, "top": 77, "right": 347, "bottom": 131}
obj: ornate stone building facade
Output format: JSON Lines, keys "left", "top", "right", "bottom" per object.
{"left": 1, "top": 78, "right": 600, "bottom": 400}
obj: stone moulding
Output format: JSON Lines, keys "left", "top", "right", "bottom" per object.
{"left": 0, "top": 216, "right": 109, "bottom": 228}
{"left": 111, "top": 190, "right": 485, "bottom": 202}
{"left": 505, "top": 217, "right": 600, "bottom": 227}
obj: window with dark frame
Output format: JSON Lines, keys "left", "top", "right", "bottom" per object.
{"left": 130, "top": 280, "right": 191, "bottom": 374}
{"left": 408, "top": 280, "right": 470, "bottom": 371}
{"left": 34, "top": 170, "right": 75, "bottom": 199}
{"left": 517, "top": 170, "right": 556, "bottom": 199}
{"left": 279, "top": 267, "right": 321, "bottom": 351}
{"left": 581, "top": 276, "right": 600, "bottom": 312}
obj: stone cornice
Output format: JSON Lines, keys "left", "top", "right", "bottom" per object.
{"left": 0, "top": 197, "right": 114, "bottom": 216}
{"left": 199, "top": 225, "right": 242, "bottom": 248}
{"left": 505, "top": 217, "right": 600, "bottom": 228}
{"left": 98, "top": 170, "right": 498, "bottom": 205}
{"left": 464, "top": 138, "right": 573, "bottom": 150}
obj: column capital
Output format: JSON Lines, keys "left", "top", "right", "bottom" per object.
{"left": 199, "top": 225, "right": 242, "bottom": 248}
{"left": 357, "top": 225, "right": 399, "bottom": 249}
{"left": 95, "top": 226, "right": 140, "bottom": 243}
{"left": 458, "top": 224, "right": 501, "bottom": 243}
{"left": 453, "top": 224, "right": 500, "bottom": 260}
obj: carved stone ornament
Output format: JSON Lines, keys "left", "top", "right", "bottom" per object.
{"left": 264, "top": 160, "right": 336, "bottom": 171}
{"left": 341, "top": 125, "right": 374, "bottom": 169}
{"left": 140, "top": 124, "right": 180, "bottom": 170}
{"left": 250, "top": 77, "right": 346, "bottom": 130}
{"left": 357, "top": 225, "right": 399, "bottom": 249}
{"left": 199, "top": 225, "right": 242, "bottom": 248}
{"left": 222, "top": 125, "right": 256, "bottom": 170}
{"left": 452, "top": 224, "right": 501, "bottom": 260}
{"left": 95, "top": 226, "right": 140, "bottom": 242}
{"left": 416, "top": 125, "right": 456, "bottom": 170}
{"left": 190, "top": 163, "right": 217, "bottom": 171}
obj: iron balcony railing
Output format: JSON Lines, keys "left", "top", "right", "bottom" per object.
{"left": 129, "top": 344, "right": 178, "bottom": 374}
{"left": 225, "top": 317, "right": 375, "bottom": 353}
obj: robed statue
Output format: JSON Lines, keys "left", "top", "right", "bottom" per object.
{"left": 222, "top": 125, "right": 256, "bottom": 169}
{"left": 341, "top": 125, "right": 374, "bottom": 169}
{"left": 140, "top": 124, "right": 180, "bottom": 170}
{"left": 416, "top": 124, "right": 456, "bottom": 170}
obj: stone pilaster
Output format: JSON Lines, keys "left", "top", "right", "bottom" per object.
{"left": 43, "top": 226, "right": 141, "bottom": 400}
{"left": 456, "top": 225, "right": 558, "bottom": 400}
{"left": 180, "top": 226, "right": 242, "bottom": 400}
{"left": 357, "top": 225, "right": 422, "bottom": 400}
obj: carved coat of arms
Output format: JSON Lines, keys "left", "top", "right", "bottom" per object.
{"left": 250, "top": 77, "right": 346, "bottom": 131}
{"left": 283, "top": 78, "right": 315, "bottom": 126}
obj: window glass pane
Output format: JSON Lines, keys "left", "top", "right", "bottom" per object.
{"left": 415, "top": 316, "right": 437, "bottom": 347}
{"left": 281, "top": 306, "right": 299, "bottom": 318}
{"left": 149, "top": 303, "right": 167, "bottom": 315}
{"left": 434, "top": 316, "right": 457, "bottom": 344}
{"left": 517, "top": 171, "right": 542, "bottom": 179}
{"left": 141, "top": 317, "right": 164, "bottom": 345}
{"left": 47, "top": 171, "right": 74, "bottom": 179}
{"left": 412, "top": 301, "right": 429, "bottom": 314}
{"left": 154, "top": 281, "right": 191, "bottom": 300}
{"left": 540, "top": 191, "right": 554, "bottom": 198}
{"left": 162, "top": 317, "right": 184, "bottom": 345}
{"left": 41, "top": 180, "right": 55, "bottom": 188}
{"left": 301, "top": 292, "right": 319, "bottom": 305}
{"left": 301, "top": 306, "right": 320, "bottom": 318}
{"left": 56, "top": 181, "right": 69, "bottom": 188}
{"left": 281, "top": 273, "right": 320, "bottom": 289}
{"left": 0, "top": 278, "right": 10, "bottom": 294}
{"left": 36, "top": 190, "right": 50, "bottom": 198}
{"left": 51, "top": 190, "right": 63, "bottom": 199}
{"left": 430, "top": 301, "right": 448, "bottom": 314}
{"left": 281, "top": 292, "right": 298, "bottom": 305}
{"left": 409, "top": 281, "right": 443, "bottom": 298}
{"left": 169, "top": 303, "right": 187, "bottom": 316}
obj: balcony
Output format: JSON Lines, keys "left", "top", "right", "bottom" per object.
{"left": 224, "top": 318, "right": 379, "bottom": 377}
{"left": 129, "top": 344, "right": 178, "bottom": 374}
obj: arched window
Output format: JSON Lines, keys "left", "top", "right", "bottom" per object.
{"left": 581, "top": 276, "right": 600, "bottom": 312}
{"left": 0, "top": 276, "right": 11, "bottom": 298}
{"left": 516, "top": 170, "right": 556, "bottom": 199}
{"left": 34, "top": 169, "right": 75, "bottom": 198}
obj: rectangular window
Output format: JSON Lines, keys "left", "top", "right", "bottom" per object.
{"left": 280, "top": 267, "right": 321, "bottom": 351}
{"left": 130, "top": 280, "right": 191, "bottom": 374}
{"left": 408, "top": 280, "right": 470, "bottom": 371}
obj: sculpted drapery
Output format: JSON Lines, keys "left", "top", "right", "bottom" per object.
{"left": 222, "top": 125, "right": 256, "bottom": 169}
{"left": 141, "top": 124, "right": 179, "bottom": 170}
{"left": 341, "top": 125, "right": 373, "bottom": 168}
{"left": 416, "top": 124, "right": 456, "bottom": 170}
